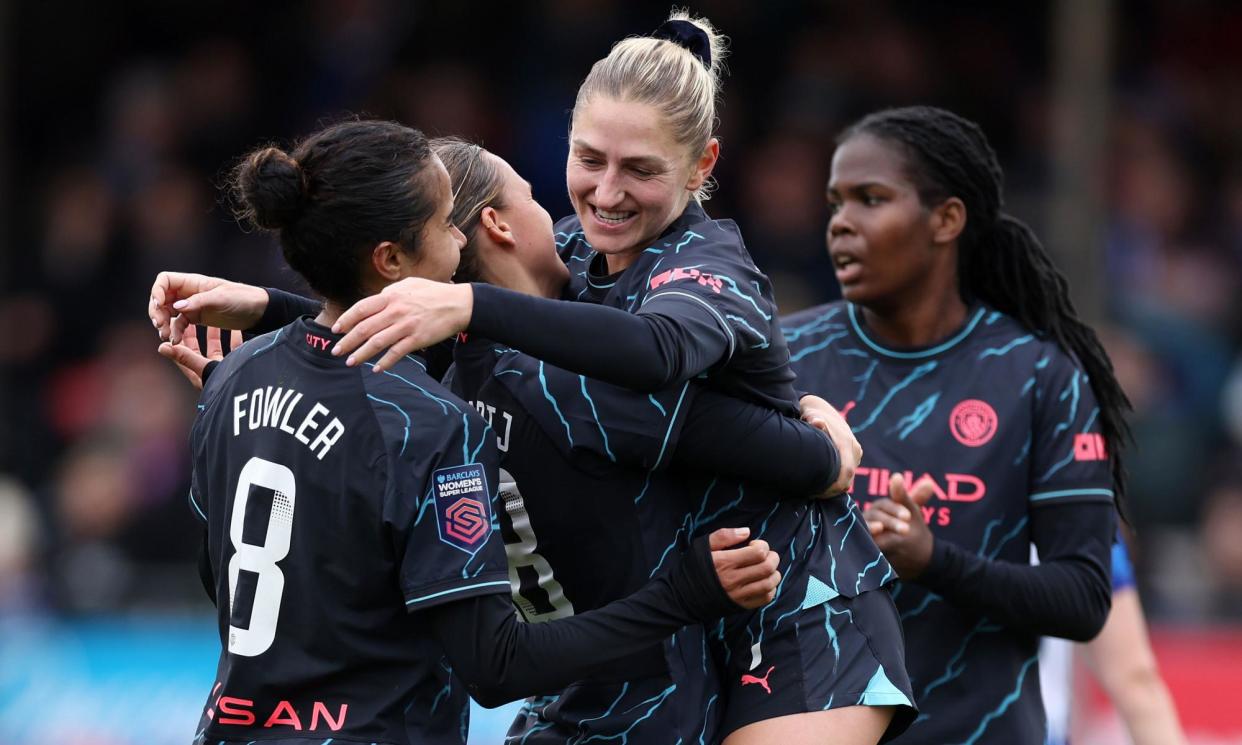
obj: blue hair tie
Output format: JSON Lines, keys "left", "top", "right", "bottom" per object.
{"left": 651, "top": 19, "right": 711, "bottom": 69}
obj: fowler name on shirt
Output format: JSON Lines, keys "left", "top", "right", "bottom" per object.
{"left": 232, "top": 386, "right": 345, "bottom": 460}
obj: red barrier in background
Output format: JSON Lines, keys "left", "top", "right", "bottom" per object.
{"left": 1077, "top": 627, "right": 1242, "bottom": 743}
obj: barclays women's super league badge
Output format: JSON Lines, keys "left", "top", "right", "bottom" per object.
{"left": 431, "top": 464, "right": 492, "bottom": 554}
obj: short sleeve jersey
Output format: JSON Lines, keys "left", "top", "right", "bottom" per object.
{"left": 782, "top": 301, "right": 1114, "bottom": 745}
{"left": 447, "top": 335, "right": 724, "bottom": 743}
{"left": 559, "top": 202, "right": 800, "bottom": 415}
{"left": 188, "top": 317, "right": 508, "bottom": 745}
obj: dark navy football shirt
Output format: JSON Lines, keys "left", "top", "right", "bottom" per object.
{"left": 783, "top": 301, "right": 1115, "bottom": 745}
{"left": 189, "top": 317, "right": 507, "bottom": 745}
{"left": 556, "top": 207, "right": 888, "bottom": 590}
{"left": 554, "top": 207, "right": 894, "bottom": 679}
{"left": 447, "top": 268, "right": 849, "bottom": 739}
{"left": 452, "top": 337, "right": 697, "bottom": 623}
{"left": 559, "top": 202, "right": 801, "bottom": 416}
{"left": 449, "top": 335, "right": 723, "bottom": 742}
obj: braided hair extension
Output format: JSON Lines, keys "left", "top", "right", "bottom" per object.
{"left": 839, "top": 106, "right": 1132, "bottom": 506}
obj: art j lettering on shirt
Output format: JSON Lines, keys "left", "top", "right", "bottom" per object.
{"left": 470, "top": 397, "right": 513, "bottom": 453}
{"left": 231, "top": 386, "right": 345, "bottom": 460}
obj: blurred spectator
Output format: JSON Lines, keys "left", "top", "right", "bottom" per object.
{"left": 101, "top": 65, "right": 181, "bottom": 196}
{"left": 0, "top": 477, "right": 43, "bottom": 615}
{"left": 1223, "top": 356, "right": 1242, "bottom": 449}
{"left": 129, "top": 164, "right": 211, "bottom": 278}
{"left": 735, "top": 130, "right": 836, "bottom": 312}
{"left": 1107, "top": 110, "right": 1239, "bottom": 331}
{"left": 1201, "top": 476, "right": 1242, "bottom": 619}
{"left": 47, "top": 436, "right": 137, "bottom": 613}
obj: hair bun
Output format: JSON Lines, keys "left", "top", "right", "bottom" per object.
{"left": 652, "top": 19, "right": 712, "bottom": 68}
{"left": 235, "top": 146, "right": 307, "bottom": 230}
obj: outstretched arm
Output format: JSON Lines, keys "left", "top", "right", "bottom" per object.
{"left": 485, "top": 351, "right": 853, "bottom": 497}
{"left": 672, "top": 390, "right": 842, "bottom": 496}
{"left": 148, "top": 272, "right": 271, "bottom": 343}
{"left": 252, "top": 287, "right": 321, "bottom": 334}
{"left": 333, "top": 280, "right": 730, "bottom": 388}
{"left": 148, "top": 271, "right": 321, "bottom": 341}
{"left": 427, "top": 530, "right": 780, "bottom": 707}
{"left": 469, "top": 284, "right": 730, "bottom": 390}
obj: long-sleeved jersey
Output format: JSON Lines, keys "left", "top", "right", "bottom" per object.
{"left": 188, "top": 316, "right": 746, "bottom": 745}
{"left": 783, "top": 301, "right": 1116, "bottom": 745}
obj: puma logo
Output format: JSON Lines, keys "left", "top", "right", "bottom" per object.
{"left": 740, "top": 666, "right": 775, "bottom": 694}
{"left": 839, "top": 400, "right": 856, "bottom": 420}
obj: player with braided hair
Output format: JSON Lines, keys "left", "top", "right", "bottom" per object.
{"left": 850, "top": 108, "right": 1130, "bottom": 497}
{"left": 782, "top": 105, "right": 1127, "bottom": 744}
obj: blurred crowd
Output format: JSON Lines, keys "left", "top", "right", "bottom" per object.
{"left": 3, "top": 0, "right": 1241, "bottom": 622}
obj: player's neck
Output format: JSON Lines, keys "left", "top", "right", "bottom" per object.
{"left": 484, "top": 264, "right": 560, "bottom": 299}
{"left": 859, "top": 286, "right": 969, "bottom": 350}
{"left": 315, "top": 301, "right": 345, "bottom": 330}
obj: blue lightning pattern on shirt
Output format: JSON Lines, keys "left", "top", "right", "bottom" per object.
{"left": 782, "top": 301, "right": 1115, "bottom": 745}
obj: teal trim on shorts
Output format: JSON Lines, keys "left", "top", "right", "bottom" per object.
{"left": 860, "top": 666, "right": 914, "bottom": 708}
{"left": 802, "top": 575, "right": 841, "bottom": 609}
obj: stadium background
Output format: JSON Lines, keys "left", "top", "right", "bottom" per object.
{"left": 2, "top": 0, "right": 1241, "bottom": 742}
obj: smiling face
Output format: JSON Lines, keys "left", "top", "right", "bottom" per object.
{"left": 567, "top": 97, "right": 701, "bottom": 272}
{"left": 826, "top": 134, "right": 954, "bottom": 309}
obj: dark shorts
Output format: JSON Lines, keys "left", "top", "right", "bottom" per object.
{"left": 507, "top": 625, "right": 724, "bottom": 745}
{"left": 505, "top": 673, "right": 720, "bottom": 744}
{"left": 710, "top": 586, "right": 917, "bottom": 741}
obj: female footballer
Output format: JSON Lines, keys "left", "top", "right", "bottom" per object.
{"left": 180, "top": 118, "right": 782, "bottom": 745}
{"left": 780, "top": 106, "right": 1125, "bottom": 745}
{"left": 158, "top": 134, "right": 859, "bottom": 744}
{"left": 319, "top": 13, "right": 915, "bottom": 744}
{"left": 153, "top": 12, "right": 914, "bottom": 744}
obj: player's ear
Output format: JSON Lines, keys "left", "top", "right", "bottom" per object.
{"left": 686, "top": 138, "right": 720, "bottom": 193}
{"left": 371, "top": 240, "right": 413, "bottom": 281}
{"left": 930, "top": 197, "right": 966, "bottom": 245}
{"left": 479, "top": 206, "right": 517, "bottom": 250}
